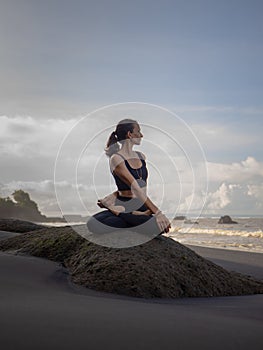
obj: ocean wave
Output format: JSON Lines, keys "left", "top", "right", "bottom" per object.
{"left": 170, "top": 226, "right": 263, "bottom": 238}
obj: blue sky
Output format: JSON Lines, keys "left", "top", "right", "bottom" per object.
{"left": 0, "top": 0, "right": 263, "bottom": 216}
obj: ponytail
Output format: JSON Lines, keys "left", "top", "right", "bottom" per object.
{"left": 105, "top": 131, "right": 120, "bottom": 157}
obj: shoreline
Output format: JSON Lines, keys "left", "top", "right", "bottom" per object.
{"left": 185, "top": 241, "right": 263, "bottom": 254}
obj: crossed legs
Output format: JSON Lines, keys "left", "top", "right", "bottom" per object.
{"left": 87, "top": 210, "right": 163, "bottom": 236}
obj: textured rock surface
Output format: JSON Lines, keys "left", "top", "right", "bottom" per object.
{"left": 0, "top": 225, "right": 262, "bottom": 298}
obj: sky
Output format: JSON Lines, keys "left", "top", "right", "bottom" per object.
{"left": 0, "top": 0, "right": 263, "bottom": 217}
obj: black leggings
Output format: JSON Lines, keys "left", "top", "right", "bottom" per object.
{"left": 87, "top": 195, "right": 163, "bottom": 235}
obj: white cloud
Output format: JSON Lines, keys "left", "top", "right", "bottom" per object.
{"left": 206, "top": 183, "right": 232, "bottom": 210}
{"left": 248, "top": 184, "right": 263, "bottom": 197}
{"left": 176, "top": 157, "right": 263, "bottom": 215}
{"left": 177, "top": 181, "right": 263, "bottom": 216}
{"left": 191, "top": 123, "right": 257, "bottom": 154}
{"left": 207, "top": 157, "right": 263, "bottom": 183}
{"left": 1, "top": 115, "right": 262, "bottom": 216}
{"left": 0, "top": 115, "right": 78, "bottom": 157}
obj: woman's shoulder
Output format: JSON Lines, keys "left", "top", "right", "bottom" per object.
{"left": 110, "top": 152, "right": 125, "bottom": 162}
{"left": 110, "top": 153, "right": 126, "bottom": 170}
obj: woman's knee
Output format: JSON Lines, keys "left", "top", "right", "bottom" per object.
{"left": 86, "top": 216, "right": 98, "bottom": 232}
{"left": 87, "top": 216, "right": 110, "bottom": 233}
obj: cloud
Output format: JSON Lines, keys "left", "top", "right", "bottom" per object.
{"left": 207, "top": 157, "right": 263, "bottom": 183}
{"left": 205, "top": 182, "right": 262, "bottom": 214}
{"left": 1, "top": 115, "right": 262, "bottom": 216}
{"left": 191, "top": 123, "right": 258, "bottom": 155}
{"left": 177, "top": 157, "right": 263, "bottom": 215}
{"left": 177, "top": 181, "right": 263, "bottom": 216}
{"left": 166, "top": 109, "right": 263, "bottom": 164}
{"left": 0, "top": 115, "right": 79, "bottom": 181}
{"left": 0, "top": 115, "right": 78, "bottom": 157}
{"left": 206, "top": 183, "right": 232, "bottom": 210}
{"left": 247, "top": 184, "right": 263, "bottom": 210}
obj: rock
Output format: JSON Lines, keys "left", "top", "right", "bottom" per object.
{"left": 0, "top": 226, "right": 262, "bottom": 298}
{"left": 0, "top": 218, "right": 48, "bottom": 233}
{"left": 218, "top": 215, "right": 238, "bottom": 224}
{"left": 173, "top": 216, "right": 186, "bottom": 220}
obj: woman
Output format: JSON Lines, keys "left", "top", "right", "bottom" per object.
{"left": 86, "top": 118, "right": 171, "bottom": 236}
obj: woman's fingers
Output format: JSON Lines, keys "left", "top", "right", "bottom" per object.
{"left": 156, "top": 217, "right": 166, "bottom": 233}
{"left": 155, "top": 214, "right": 171, "bottom": 233}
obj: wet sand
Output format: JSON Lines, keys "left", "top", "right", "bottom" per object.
{"left": 0, "top": 231, "right": 262, "bottom": 350}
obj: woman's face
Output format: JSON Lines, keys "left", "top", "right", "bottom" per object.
{"left": 130, "top": 123, "right": 143, "bottom": 144}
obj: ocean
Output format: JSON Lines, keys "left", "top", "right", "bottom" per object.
{"left": 168, "top": 217, "right": 263, "bottom": 253}
{"left": 39, "top": 217, "right": 263, "bottom": 253}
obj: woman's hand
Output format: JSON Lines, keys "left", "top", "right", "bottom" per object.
{"left": 154, "top": 211, "right": 171, "bottom": 233}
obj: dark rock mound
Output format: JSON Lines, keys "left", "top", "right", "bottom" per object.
{"left": 173, "top": 216, "right": 186, "bottom": 220}
{"left": 0, "top": 218, "right": 48, "bottom": 233}
{"left": 0, "top": 226, "right": 262, "bottom": 298}
{"left": 218, "top": 215, "right": 238, "bottom": 224}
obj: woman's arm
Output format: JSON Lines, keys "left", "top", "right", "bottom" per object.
{"left": 110, "top": 154, "right": 171, "bottom": 232}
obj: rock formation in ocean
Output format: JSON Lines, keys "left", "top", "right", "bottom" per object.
{"left": 218, "top": 215, "right": 238, "bottom": 224}
{"left": 173, "top": 216, "right": 186, "bottom": 220}
{"left": 0, "top": 223, "right": 262, "bottom": 298}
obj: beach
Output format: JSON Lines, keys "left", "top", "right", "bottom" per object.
{"left": 0, "top": 230, "right": 262, "bottom": 350}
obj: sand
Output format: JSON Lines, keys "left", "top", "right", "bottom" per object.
{"left": 0, "top": 230, "right": 262, "bottom": 349}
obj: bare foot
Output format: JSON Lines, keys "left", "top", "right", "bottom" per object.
{"left": 97, "top": 193, "right": 117, "bottom": 209}
{"left": 131, "top": 209, "right": 152, "bottom": 216}
{"left": 97, "top": 200, "right": 107, "bottom": 209}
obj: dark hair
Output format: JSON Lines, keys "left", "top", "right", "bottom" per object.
{"left": 105, "top": 118, "right": 138, "bottom": 157}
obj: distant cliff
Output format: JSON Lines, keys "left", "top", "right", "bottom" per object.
{"left": 0, "top": 189, "right": 65, "bottom": 222}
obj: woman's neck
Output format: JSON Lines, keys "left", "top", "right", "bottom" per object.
{"left": 119, "top": 142, "right": 136, "bottom": 157}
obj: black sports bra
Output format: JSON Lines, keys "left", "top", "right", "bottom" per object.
{"left": 111, "top": 151, "right": 148, "bottom": 191}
